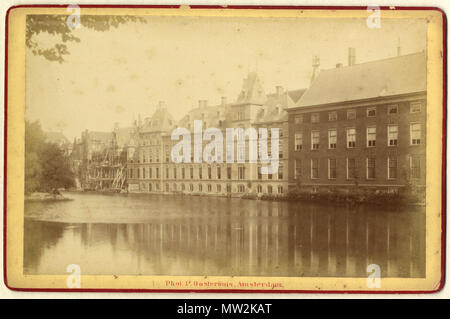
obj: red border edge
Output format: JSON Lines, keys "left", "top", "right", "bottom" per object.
{"left": 2, "top": 4, "right": 447, "bottom": 294}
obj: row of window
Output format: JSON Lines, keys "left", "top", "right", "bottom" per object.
{"left": 294, "top": 102, "right": 422, "bottom": 124}
{"left": 135, "top": 140, "right": 285, "bottom": 164}
{"left": 140, "top": 182, "right": 284, "bottom": 194}
{"left": 294, "top": 156, "right": 421, "bottom": 180}
{"left": 294, "top": 123, "right": 421, "bottom": 150}
{"left": 129, "top": 165, "right": 285, "bottom": 180}
{"left": 257, "top": 167, "right": 284, "bottom": 180}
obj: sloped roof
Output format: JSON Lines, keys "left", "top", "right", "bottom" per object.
{"left": 178, "top": 104, "right": 229, "bottom": 128}
{"left": 114, "top": 127, "right": 134, "bottom": 147}
{"left": 141, "top": 107, "right": 176, "bottom": 133}
{"left": 235, "top": 72, "right": 266, "bottom": 105}
{"left": 255, "top": 89, "right": 307, "bottom": 124}
{"left": 287, "top": 89, "right": 307, "bottom": 104}
{"left": 294, "top": 51, "right": 426, "bottom": 108}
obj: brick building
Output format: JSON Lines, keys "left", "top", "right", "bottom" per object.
{"left": 287, "top": 51, "right": 426, "bottom": 195}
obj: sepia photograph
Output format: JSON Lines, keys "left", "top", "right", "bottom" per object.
{"left": 4, "top": 6, "right": 445, "bottom": 292}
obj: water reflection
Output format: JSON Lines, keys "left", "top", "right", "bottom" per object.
{"left": 24, "top": 193, "right": 425, "bottom": 277}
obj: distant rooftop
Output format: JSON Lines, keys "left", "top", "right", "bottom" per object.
{"left": 294, "top": 51, "right": 426, "bottom": 108}
{"left": 141, "top": 104, "right": 176, "bottom": 133}
{"left": 85, "top": 131, "right": 112, "bottom": 143}
{"left": 235, "top": 71, "right": 267, "bottom": 105}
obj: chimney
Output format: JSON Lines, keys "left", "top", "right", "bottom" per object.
{"left": 310, "top": 55, "right": 320, "bottom": 85}
{"left": 221, "top": 96, "right": 227, "bottom": 105}
{"left": 348, "top": 48, "right": 356, "bottom": 66}
{"left": 336, "top": 63, "right": 343, "bottom": 68}
{"left": 276, "top": 86, "right": 284, "bottom": 96}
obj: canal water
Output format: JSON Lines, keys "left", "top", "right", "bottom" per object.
{"left": 24, "top": 192, "right": 425, "bottom": 278}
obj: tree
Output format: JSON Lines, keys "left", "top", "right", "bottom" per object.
{"left": 25, "top": 120, "right": 75, "bottom": 193}
{"left": 25, "top": 120, "right": 45, "bottom": 193}
{"left": 26, "top": 14, "right": 146, "bottom": 63}
{"left": 39, "top": 143, "right": 75, "bottom": 191}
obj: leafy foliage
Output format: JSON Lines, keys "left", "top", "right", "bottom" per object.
{"left": 26, "top": 15, "right": 146, "bottom": 63}
{"left": 39, "top": 142, "right": 75, "bottom": 191}
{"left": 25, "top": 121, "right": 46, "bottom": 193}
{"left": 25, "top": 120, "right": 75, "bottom": 193}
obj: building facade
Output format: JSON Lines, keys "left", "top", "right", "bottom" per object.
{"left": 126, "top": 72, "right": 306, "bottom": 196}
{"left": 71, "top": 126, "right": 132, "bottom": 191}
{"left": 287, "top": 51, "right": 427, "bottom": 195}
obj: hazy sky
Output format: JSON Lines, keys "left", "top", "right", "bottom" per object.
{"left": 26, "top": 15, "right": 427, "bottom": 140}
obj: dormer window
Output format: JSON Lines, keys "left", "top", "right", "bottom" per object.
{"left": 347, "top": 110, "right": 356, "bottom": 120}
{"left": 410, "top": 101, "right": 422, "bottom": 113}
{"left": 367, "top": 107, "right": 376, "bottom": 117}
{"left": 328, "top": 111, "right": 337, "bottom": 121}
{"left": 388, "top": 105, "right": 398, "bottom": 114}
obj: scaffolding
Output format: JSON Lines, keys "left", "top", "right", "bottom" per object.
{"left": 84, "top": 139, "right": 127, "bottom": 191}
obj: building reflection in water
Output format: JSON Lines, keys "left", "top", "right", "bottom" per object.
{"left": 24, "top": 194, "right": 425, "bottom": 277}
